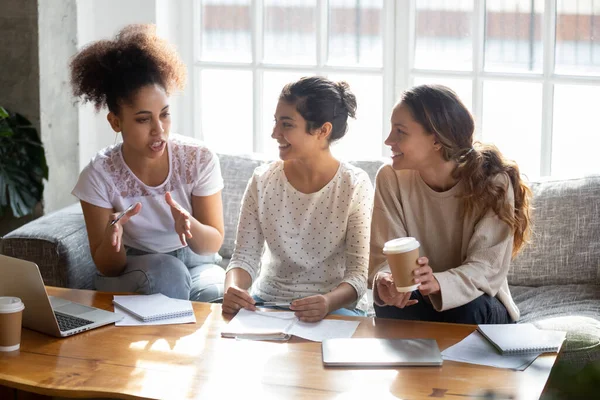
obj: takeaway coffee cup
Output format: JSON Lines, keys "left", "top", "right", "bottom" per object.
{"left": 0, "top": 297, "right": 25, "bottom": 352}
{"left": 382, "top": 237, "right": 421, "bottom": 292}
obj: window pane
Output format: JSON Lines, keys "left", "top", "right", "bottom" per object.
{"left": 414, "top": 0, "right": 473, "bottom": 71}
{"left": 201, "top": 0, "right": 252, "bottom": 62}
{"left": 264, "top": 0, "right": 317, "bottom": 65}
{"left": 327, "top": 0, "right": 384, "bottom": 67}
{"left": 555, "top": 0, "right": 600, "bottom": 76}
{"left": 484, "top": 0, "right": 544, "bottom": 73}
{"left": 201, "top": 69, "right": 253, "bottom": 154}
{"left": 552, "top": 85, "right": 600, "bottom": 177}
{"left": 412, "top": 77, "right": 473, "bottom": 112}
{"left": 327, "top": 74, "right": 383, "bottom": 160}
{"left": 482, "top": 81, "right": 542, "bottom": 179}
{"left": 262, "top": 71, "right": 314, "bottom": 159}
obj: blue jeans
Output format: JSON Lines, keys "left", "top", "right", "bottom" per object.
{"left": 252, "top": 295, "right": 366, "bottom": 317}
{"left": 94, "top": 246, "right": 225, "bottom": 303}
{"left": 374, "top": 290, "right": 511, "bottom": 324}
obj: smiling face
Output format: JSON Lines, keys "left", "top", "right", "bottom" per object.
{"left": 107, "top": 84, "right": 171, "bottom": 162}
{"left": 271, "top": 100, "right": 327, "bottom": 161}
{"left": 384, "top": 103, "right": 442, "bottom": 171}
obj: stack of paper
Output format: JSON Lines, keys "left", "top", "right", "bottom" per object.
{"left": 222, "top": 309, "right": 360, "bottom": 342}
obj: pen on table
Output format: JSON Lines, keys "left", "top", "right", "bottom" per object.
{"left": 254, "top": 301, "right": 292, "bottom": 307}
{"left": 109, "top": 204, "right": 136, "bottom": 226}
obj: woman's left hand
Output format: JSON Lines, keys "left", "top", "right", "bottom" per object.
{"left": 414, "top": 257, "right": 441, "bottom": 296}
{"left": 290, "top": 295, "right": 330, "bottom": 322}
{"left": 165, "top": 192, "right": 193, "bottom": 246}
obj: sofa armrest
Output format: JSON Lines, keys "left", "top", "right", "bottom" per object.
{"left": 0, "top": 203, "right": 96, "bottom": 289}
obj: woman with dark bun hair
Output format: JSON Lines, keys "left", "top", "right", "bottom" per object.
{"left": 70, "top": 24, "right": 225, "bottom": 302}
{"left": 369, "top": 84, "right": 533, "bottom": 324}
{"left": 222, "top": 76, "right": 374, "bottom": 322}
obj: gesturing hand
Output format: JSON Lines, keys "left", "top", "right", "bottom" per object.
{"left": 290, "top": 295, "right": 330, "bottom": 322}
{"left": 165, "top": 192, "right": 193, "bottom": 246}
{"left": 106, "top": 202, "right": 142, "bottom": 252}
{"left": 414, "top": 257, "right": 441, "bottom": 296}
{"left": 375, "top": 272, "right": 418, "bottom": 308}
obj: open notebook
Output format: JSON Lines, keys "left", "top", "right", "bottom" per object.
{"left": 112, "top": 293, "right": 194, "bottom": 322}
{"left": 477, "top": 323, "right": 567, "bottom": 355}
{"left": 221, "top": 309, "right": 360, "bottom": 342}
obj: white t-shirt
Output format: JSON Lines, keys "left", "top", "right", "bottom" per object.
{"left": 72, "top": 134, "right": 224, "bottom": 253}
{"left": 226, "top": 161, "right": 373, "bottom": 303}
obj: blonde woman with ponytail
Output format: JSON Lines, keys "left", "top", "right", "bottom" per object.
{"left": 369, "top": 84, "right": 532, "bottom": 324}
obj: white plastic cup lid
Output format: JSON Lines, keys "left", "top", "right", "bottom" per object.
{"left": 383, "top": 237, "right": 420, "bottom": 254}
{"left": 0, "top": 297, "right": 25, "bottom": 313}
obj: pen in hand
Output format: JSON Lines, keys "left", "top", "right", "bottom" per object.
{"left": 254, "top": 301, "right": 292, "bottom": 307}
{"left": 109, "top": 204, "right": 136, "bottom": 226}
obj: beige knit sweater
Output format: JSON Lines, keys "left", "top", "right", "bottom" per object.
{"left": 369, "top": 165, "right": 519, "bottom": 321}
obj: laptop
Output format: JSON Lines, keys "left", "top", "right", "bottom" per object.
{"left": 0, "top": 254, "right": 122, "bottom": 337}
{"left": 322, "top": 338, "right": 443, "bottom": 367}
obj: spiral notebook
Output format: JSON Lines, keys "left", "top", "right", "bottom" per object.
{"left": 477, "top": 323, "right": 566, "bottom": 355}
{"left": 112, "top": 293, "right": 194, "bottom": 322}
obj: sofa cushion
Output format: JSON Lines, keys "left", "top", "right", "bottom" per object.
{"left": 348, "top": 160, "right": 385, "bottom": 185}
{"left": 508, "top": 175, "right": 600, "bottom": 286}
{"left": 511, "top": 284, "right": 600, "bottom": 323}
{"left": 218, "top": 153, "right": 267, "bottom": 259}
{"left": 0, "top": 203, "right": 96, "bottom": 289}
{"left": 511, "top": 284, "right": 600, "bottom": 368}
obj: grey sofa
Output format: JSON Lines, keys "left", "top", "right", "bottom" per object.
{"left": 1, "top": 154, "right": 599, "bottom": 369}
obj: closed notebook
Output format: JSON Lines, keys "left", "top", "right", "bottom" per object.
{"left": 112, "top": 293, "right": 194, "bottom": 322}
{"left": 477, "top": 323, "right": 566, "bottom": 355}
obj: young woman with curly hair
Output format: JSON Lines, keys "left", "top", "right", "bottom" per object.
{"left": 70, "top": 24, "right": 225, "bottom": 302}
{"left": 369, "top": 84, "right": 533, "bottom": 324}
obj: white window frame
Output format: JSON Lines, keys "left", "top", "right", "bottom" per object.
{"left": 185, "top": 0, "right": 600, "bottom": 176}
{"left": 402, "top": 0, "right": 600, "bottom": 176}
{"left": 189, "top": 0, "right": 396, "bottom": 155}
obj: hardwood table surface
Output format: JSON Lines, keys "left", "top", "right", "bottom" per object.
{"left": 0, "top": 287, "right": 557, "bottom": 400}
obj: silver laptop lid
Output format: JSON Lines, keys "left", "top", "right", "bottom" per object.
{"left": 0, "top": 255, "right": 121, "bottom": 337}
{"left": 0, "top": 254, "right": 62, "bottom": 336}
{"left": 322, "top": 338, "right": 443, "bottom": 367}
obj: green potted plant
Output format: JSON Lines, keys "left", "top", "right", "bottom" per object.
{"left": 0, "top": 106, "right": 48, "bottom": 220}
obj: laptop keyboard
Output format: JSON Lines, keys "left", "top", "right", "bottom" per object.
{"left": 55, "top": 312, "right": 94, "bottom": 332}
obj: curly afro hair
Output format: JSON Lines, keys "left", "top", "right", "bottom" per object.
{"left": 70, "top": 24, "right": 186, "bottom": 113}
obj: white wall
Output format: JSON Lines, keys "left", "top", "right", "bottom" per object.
{"left": 75, "top": 0, "right": 194, "bottom": 171}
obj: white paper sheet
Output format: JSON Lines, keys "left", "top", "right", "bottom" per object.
{"left": 114, "top": 306, "right": 197, "bottom": 326}
{"left": 221, "top": 309, "right": 360, "bottom": 342}
{"left": 290, "top": 319, "right": 360, "bottom": 342}
{"left": 441, "top": 331, "right": 540, "bottom": 371}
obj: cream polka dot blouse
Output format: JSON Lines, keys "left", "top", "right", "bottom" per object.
{"left": 226, "top": 160, "right": 374, "bottom": 304}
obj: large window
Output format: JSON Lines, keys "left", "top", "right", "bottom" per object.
{"left": 193, "top": 0, "right": 391, "bottom": 160}
{"left": 191, "top": 0, "right": 600, "bottom": 178}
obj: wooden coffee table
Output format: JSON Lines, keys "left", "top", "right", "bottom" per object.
{"left": 0, "top": 287, "right": 557, "bottom": 399}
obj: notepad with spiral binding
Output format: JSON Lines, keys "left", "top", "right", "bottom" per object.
{"left": 477, "top": 323, "right": 566, "bottom": 355}
{"left": 112, "top": 293, "right": 194, "bottom": 322}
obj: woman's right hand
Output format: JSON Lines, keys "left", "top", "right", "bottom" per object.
{"left": 106, "top": 203, "right": 142, "bottom": 252}
{"left": 375, "top": 272, "right": 419, "bottom": 308}
{"left": 222, "top": 285, "right": 256, "bottom": 314}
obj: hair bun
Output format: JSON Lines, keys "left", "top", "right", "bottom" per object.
{"left": 336, "top": 81, "right": 357, "bottom": 119}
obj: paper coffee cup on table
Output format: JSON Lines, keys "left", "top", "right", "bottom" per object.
{"left": 0, "top": 296, "right": 25, "bottom": 352}
{"left": 383, "top": 237, "right": 421, "bottom": 293}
